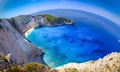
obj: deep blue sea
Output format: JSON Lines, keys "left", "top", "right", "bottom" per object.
{"left": 27, "top": 9, "right": 120, "bottom": 68}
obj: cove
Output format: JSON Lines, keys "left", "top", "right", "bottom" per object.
{"left": 26, "top": 9, "right": 120, "bottom": 68}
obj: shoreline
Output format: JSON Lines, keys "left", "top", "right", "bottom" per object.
{"left": 25, "top": 28, "right": 34, "bottom": 37}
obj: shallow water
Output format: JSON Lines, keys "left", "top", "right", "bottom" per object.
{"left": 27, "top": 10, "right": 120, "bottom": 68}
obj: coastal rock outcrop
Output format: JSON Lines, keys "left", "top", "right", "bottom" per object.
{"left": 0, "top": 13, "right": 120, "bottom": 72}
{"left": 0, "top": 19, "right": 43, "bottom": 65}
{"left": 56, "top": 52, "right": 120, "bottom": 72}
{"left": 8, "top": 14, "right": 74, "bottom": 36}
{"left": 0, "top": 14, "right": 73, "bottom": 65}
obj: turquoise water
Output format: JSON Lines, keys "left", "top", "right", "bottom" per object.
{"left": 27, "top": 10, "right": 120, "bottom": 68}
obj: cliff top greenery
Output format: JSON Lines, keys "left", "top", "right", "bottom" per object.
{"left": 0, "top": 53, "right": 57, "bottom": 72}
{"left": 40, "top": 14, "right": 56, "bottom": 21}
{"left": 39, "top": 14, "right": 73, "bottom": 23}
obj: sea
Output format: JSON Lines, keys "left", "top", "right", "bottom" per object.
{"left": 27, "top": 9, "right": 120, "bottom": 68}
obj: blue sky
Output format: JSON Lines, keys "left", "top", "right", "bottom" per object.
{"left": 0, "top": 0, "right": 120, "bottom": 18}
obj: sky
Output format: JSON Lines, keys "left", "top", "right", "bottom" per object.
{"left": 0, "top": 0, "right": 120, "bottom": 18}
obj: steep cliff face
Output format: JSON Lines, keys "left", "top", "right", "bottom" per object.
{"left": 0, "top": 14, "right": 73, "bottom": 65}
{"left": 8, "top": 15, "right": 33, "bottom": 36}
{"left": 0, "top": 19, "right": 43, "bottom": 65}
{"left": 9, "top": 14, "right": 74, "bottom": 35}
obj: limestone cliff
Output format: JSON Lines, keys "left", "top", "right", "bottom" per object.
{"left": 0, "top": 14, "right": 73, "bottom": 65}
{"left": 0, "top": 15, "right": 120, "bottom": 72}
{"left": 0, "top": 19, "right": 43, "bottom": 65}
{"left": 8, "top": 14, "right": 74, "bottom": 35}
{"left": 56, "top": 52, "right": 120, "bottom": 72}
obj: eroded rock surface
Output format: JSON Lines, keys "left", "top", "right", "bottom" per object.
{"left": 8, "top": 14, "right": 74, "bottom": 35}
{"left": 56, "top": 52, "right": 120, "bottom": 72}
{"left": 0, "top": 14, "right": 73, "bottom": 65}
{"left": 0, "top": 19, "right": 42, "bottom": 65}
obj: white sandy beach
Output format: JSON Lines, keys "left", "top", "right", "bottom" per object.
{"left": 25, "top": 28, "right": 34, "bottom": 37}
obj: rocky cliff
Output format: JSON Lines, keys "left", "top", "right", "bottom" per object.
{"left": 56, "top": 52, "right": 120, "bottom": 72}
{"left": 0, "top": 14, "right": 120, "bottom": 72}
{"left": 0, "top": 14, "right": 73, "bottom": 65}
{"left": 0, "top": 19, "right": 43, "bottom": 65}
{"left": 8, "top": 14, "right": 74, "bottom": 36}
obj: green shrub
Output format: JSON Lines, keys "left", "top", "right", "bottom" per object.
{"left": 64, "top": 68, "right": 78, "bottom": 72}
{"left": 0, "top": 60, "right": 55, "bottom": 72}
{"left": 7, "top": 65, "right": 23, "bottom": 72}
{"left": 40, "top": 14, "right": 56, "bottom": 21}
{"left": 23, "top": 62, "right": 46, "bottom": 72}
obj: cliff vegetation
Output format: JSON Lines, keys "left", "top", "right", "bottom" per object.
{"left": 40, "top": 14, "right": 74, "bottom": 25}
